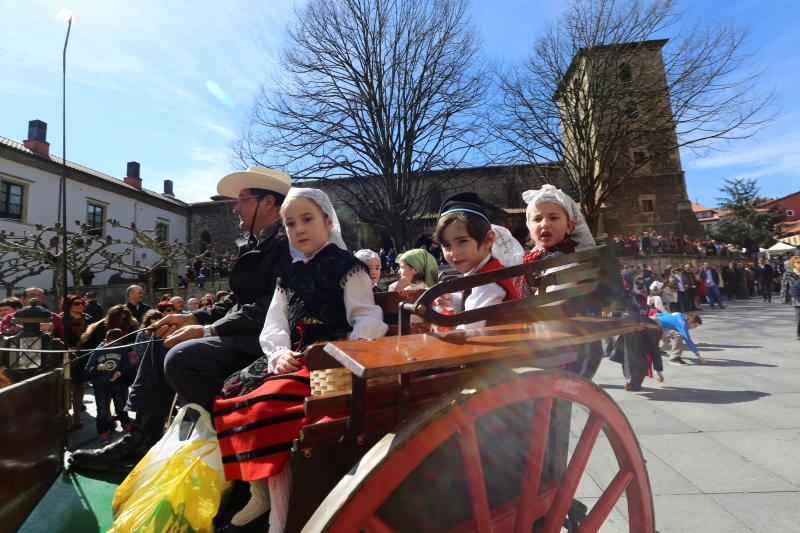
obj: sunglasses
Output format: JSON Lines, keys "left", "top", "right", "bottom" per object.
{"left": 73, "top": 301, "right": 86, "bottom": 305}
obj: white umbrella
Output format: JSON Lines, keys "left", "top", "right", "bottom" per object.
{"left": 767, "top": 242, "right": 797, "bottom": 252}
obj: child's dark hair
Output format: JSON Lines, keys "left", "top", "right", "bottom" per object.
{"left": 105, "top": 328, "right": 124, "bottom": 343}
{"left": 433, "top": 211, "right": 491, "bottom": 246}
{"left": 687, "top": 314, "right": 702, "bottom": 325}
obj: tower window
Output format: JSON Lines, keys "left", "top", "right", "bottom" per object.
{"left": 640, "top": 199, "right": 654, "bottom": 213}
{"left": 633, "top": 151, "right": 646, "bottom": 164}
{"left": 619, "top": 63, "right": 632, "bottom": 83}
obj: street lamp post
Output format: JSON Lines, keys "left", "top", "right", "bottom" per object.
{"left": 60, "top": 14, "right": 73, "bottom": 347}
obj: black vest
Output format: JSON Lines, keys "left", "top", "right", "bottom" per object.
{"left": 278, "top": 244, "right": 367, "bottom": 350}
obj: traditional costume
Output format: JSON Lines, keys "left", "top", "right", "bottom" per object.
{"left": 213, "top": 189, "right": 388, "bottom": 484}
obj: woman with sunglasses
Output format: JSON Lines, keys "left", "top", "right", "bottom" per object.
{"left": 57, "top": 294, "right": 95, "bottom": 430}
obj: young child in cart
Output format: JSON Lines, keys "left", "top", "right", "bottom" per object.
{"left": 389, "top": 248, "right": 439, "bottom": 291}
{"left": 213, "top": 187, "right": 388, "bottom": 532}
{"left": 433, "top": 192, "right": 522, "bottom": 329}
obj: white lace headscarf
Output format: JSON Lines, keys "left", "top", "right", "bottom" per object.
{"left": 282, "top": 187, "right": 347, "bottom": 262}
{"left": 354, "top": 249, "right": 380, "bottom": 263}
{"left": 522, "top": 184, "right": 596, "bottom": 251}
{"left": 491, "top": 225, "right": 525, "bottom": 266}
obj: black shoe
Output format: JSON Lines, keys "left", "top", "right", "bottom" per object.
{"left": 68, "top": 430, "right": 156, "bottom": 472}
{"left": 669, "top": 357, "right": 688, "bottom": 365}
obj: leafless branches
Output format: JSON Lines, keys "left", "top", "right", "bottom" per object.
{"left": 495, "top": 0, "right": 774, "bottom": 230}
{"left": 233, "top": 0, "right": 488, "bottom": 245}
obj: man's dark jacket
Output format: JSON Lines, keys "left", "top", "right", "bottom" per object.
{"left": 754, "top": 263, "right": 774, "bottom": 284}
{"left": 126, "top": 302, "right": 152, "bottom": 323}
{"left": 701, "top": 267, "right": 719, "bottom": 285}
{"left": 192, "top": 219, "right": 291, "bottom": 336}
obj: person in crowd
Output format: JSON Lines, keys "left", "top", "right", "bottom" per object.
{"left": 124, "top": 285, "right": 151, "bottom": 323}
{"left": 69, "top": 166, "right": 292, "bottom": 472}
{"left": 745, "top": 263, "right": 757, "bottom": 297}
{"left": 671, "top": 268, "right": 686, "bottom": 312}
{"left": 788, "top": 256, "right": 800, "bottom": 340}
{"left": 783, "top": 256, "right": 799, "bottom": 305}
{"left": 215, "top": 290, "right": 229, "bottom": 302}
{"left": 57, "top": 294, "right": 94, "bottom": 430}
{"left": 653, "top": 311, "right": 706, "bottom": 365}
{"left": 434, "top": 192, "right": 521, "bottom": 330}
{"left": 0, "top": 287, "right": 62, "bottom": 337}
{"left": 169, "top": 296, "right": 187, "bottom": 314}
{"left": 77, "top": 305, "right": 139, "bottom": 355}
{"left": 213, "top": 187, "right": 388, "bottom": 531}
{"left": 682, "top": 264, "right": 699, "bottom": 311}
{"left": 354, "top": 249, "right": 383, "bottom": 290}
{"left": 198, "top": 296, "right": 214, "bottom": 309}
{"left": 85, "top": 328, "right": 132, "bottom": 444}
{"left": 721, "top": 262, "right": 737, "bottom": 300}
{"left": 647, "top": 281, "right": 669, "bottom": 314}
{"left": 734, "top": 262, "right": 749, "bottom": 299}
{"left": 0, "top": 297, "right": 23, "bottom": 320}
{"left": 754, "top": 256, "right": 775, "bottom": 303}
{"left": 84, "top": 291, "right": 105, "bottom": 323}
{"left": 186, "top": 297, "right": 200, "bottom": 312}
{"left": 389, "top": 248, "right": 439, "bottom": 291}
{"left": 130, "top": 309, "right": 163, "bottom": 385}
{"left": 156, "top": 300, "right": 177, "bottom": 315}
{"left": 700, "top": 262, "right": 724, "bottom": 309}
{"left": 662, "top": 278, "right": 679, "bottom": 312}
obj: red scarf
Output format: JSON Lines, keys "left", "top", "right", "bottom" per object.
{"left": 516, "top": 238, "right": 578, "bottom": 294}
{"left": 477, "top": 257, "right": 521, "bottom": 301}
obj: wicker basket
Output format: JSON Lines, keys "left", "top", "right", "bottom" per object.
{"left": 310, "top": 367, "right": 395, "bottom": 396}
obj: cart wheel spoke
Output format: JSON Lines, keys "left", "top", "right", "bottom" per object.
{"left": 577, "top": 470, "right": 633, "bottom": 533}
{"left": 458, "top": 421, "right": 494, "bottom": 533}
{"left": 364, "top": 514, "right": 398, "bottom": 533}
{"left": 542, "top": 414, "right": 603, "bottom": 533}
{"left": 513, "top": 396, "right": 553, "bottom": 533}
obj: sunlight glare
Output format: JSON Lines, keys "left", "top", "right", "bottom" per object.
{"left": 56, "top": 8, "right": 75, "bottom": 23}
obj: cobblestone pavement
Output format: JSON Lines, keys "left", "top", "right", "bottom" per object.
{"left": 578, "top": 298, "right": 800, "bottom": 532}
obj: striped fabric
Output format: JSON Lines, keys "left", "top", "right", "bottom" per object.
{"left": 213, "top": 367, "right": 311, "bottom": 482}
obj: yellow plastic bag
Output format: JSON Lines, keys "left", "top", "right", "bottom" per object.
{"left": 110, "top": 404, "right": 231, "bottom": 533}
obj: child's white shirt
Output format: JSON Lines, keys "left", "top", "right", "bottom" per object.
{"left": 388, "top": 280, "right": 428, "bottom": 292}
{"left": 260, "top": 268, "right": 388, "bottom": 372}
{"left": 450, "top": 255, "right": 506, "bottom": 330}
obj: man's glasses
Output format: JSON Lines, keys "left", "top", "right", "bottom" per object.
{"left": 236, "top": 195, "right": 261, "bottom": 205}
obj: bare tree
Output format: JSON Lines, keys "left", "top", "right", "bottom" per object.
{"left": 495, "top": 0, "right": 773, "bottom": 232}
{"left": 0, "top": 223, "right": 127, "bottom": 301}
{"left": 108, "top": 220, "right": 211, "bottom": 301}
{"left": 234, "top": 0, "right": 488, "bottom": 246}
{"left": 0, "top": 251, "right": 48, "bottom": 296}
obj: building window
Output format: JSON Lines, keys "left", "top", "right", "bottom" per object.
{"left": 0, "top": 180, "right": 24, "bottom": 220}
{"left": 633, "top": 151, "right": 646, "bottom": 165}
{"left": 640, "top": 199, "right": 654, "bottom": 213}
{"left": 155, "top": 221, "right": 169, "bottom": 242}
{"left": 87, "top": 203, "right": 105, "bottom": 236}
{"left": 619, "top": 63, "right": 632, "bottom": 83}
{"left": 787, "top": 209, "right": 795, "bottom": 217}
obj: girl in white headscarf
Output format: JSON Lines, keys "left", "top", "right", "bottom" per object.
{"left": 517, "top": 184, "right": 597, "bottom": 295}
{"left": 354, "top": 248, "right": 382, "bottom": 289}
{"left": 213, "top": 188, "right": 388, "bottom": 532}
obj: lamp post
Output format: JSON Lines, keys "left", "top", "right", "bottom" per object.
{"left": 60, "top": 13, "right": 73, "bottom": 346}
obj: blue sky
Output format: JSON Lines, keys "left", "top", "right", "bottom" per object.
{"left": 1, "top": 0, "right": 798, "bottom": 206}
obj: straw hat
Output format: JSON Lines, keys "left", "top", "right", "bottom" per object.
{"left": 217, "top": 166, "right": 292, "bottom": 198}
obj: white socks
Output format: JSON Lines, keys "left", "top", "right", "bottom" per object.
{"left": 230, "top": 479, "right": 270, "bottom": 527}
{"left": 268, "top": 464, "right": 292, "bottom": 533}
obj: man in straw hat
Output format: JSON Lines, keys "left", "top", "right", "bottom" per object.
{"left": 69, "top": 167, "right": 293, "bottom": 471}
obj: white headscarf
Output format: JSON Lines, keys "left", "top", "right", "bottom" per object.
{"left": 491, "top": 225, "right": 525, "bottom": 267}
{"left": 283, "top": 187, "right": 347, "bottom": 262}
{"left": 354, "top": 249, "right": 380, "bottom": 263}
{"left": 522, "top": 184, "right": 596, "bottom": 251}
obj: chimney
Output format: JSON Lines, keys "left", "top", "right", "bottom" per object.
{"left": 163, "top": 179, "right": 174, "bottom": 196}
{"left": 123, "top": 161, "right": 142, "bottom": 189}
{"left": 23, "top": 119, "right": 50, "bottom": 157}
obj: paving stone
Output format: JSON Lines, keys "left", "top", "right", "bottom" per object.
{"left": 638, "top": 432, "right": 796, "bottom": 493}
{"left": 705, "top": 428, "right": 800, "bottom": 487}
{"left": 651, "top": 494, "right": 752, "bottom": 532}
{"left": 712, "top": 492, "right": 800, "bottom": 532}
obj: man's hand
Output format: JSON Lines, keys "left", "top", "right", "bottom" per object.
{"left": 162, "top": 324, "right": 205, "bottom": 348}
{"left": 96, "top": 363, "right": 107, "bottom": 371}
{"left": 152, "top": 313, "right": 198, "bottom": 339}
{"left": 656, "top": 371, "right": 665, "bottom": 383}
{"left": 110, "top": 371, "right": 121, "bottom": 382}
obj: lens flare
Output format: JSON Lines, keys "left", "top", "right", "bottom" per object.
{"left": 205, "top": 80, "right": 235, "bottom": 109}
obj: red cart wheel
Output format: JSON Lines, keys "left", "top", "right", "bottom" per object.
{"left": 303, "top": 369, "right": 654, "bottom": 533}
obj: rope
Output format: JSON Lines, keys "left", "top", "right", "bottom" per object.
{"left": 0, "top": 326, "right": 164, "bottom": 368}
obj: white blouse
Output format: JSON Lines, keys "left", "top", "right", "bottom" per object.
{"left": 451, "top": 255, "right": 506, "bottom": 330}
{"left": 259, "top": 269, "right": 388, "bottom": 372}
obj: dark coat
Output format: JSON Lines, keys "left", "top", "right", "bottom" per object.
{"left": 700, "top": 267, "right": 720, "bottom": 285}
{"left": 192, "top": 219, "right": 291, "bottom": 336}
{"left": 85, "top": 300, "right": 105, "bottom": 323}
{"left": 790, "top": 275, "right": 800, "bottom": 307}
{"left": 126, "top": 302, "right": 152, "bottom": 323}
{"left": 754, "top": 263, "right": 774, "bottom": 283}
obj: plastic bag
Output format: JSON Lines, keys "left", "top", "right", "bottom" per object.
{"left": 110, "top": 404, "right": 232, "bottom": 533}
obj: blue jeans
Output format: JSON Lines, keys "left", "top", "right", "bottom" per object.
{"left": 93, "top": 381, "right": 129, "bottom": 435}
{"left": 705, "top": 285, "right": 724, "bottom": 308}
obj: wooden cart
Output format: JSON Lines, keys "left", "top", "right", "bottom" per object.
{"left": 285, "top": 246, "right": 656, "bottom": 532}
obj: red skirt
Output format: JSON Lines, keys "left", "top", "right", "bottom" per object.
{"left": 213, "top": 367, "right": 311, "bottom": 481}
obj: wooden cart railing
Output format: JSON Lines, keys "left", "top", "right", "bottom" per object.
{"left": 285, "top": 245, "right": 657, "bottom": 532}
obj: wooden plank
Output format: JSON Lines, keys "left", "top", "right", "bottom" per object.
{"left": 324, "top": 317, "right": 647, "bottom": 379}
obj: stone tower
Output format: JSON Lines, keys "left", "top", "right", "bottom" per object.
{"left": 558, "top": 39, "right": 702, "bottom": 237}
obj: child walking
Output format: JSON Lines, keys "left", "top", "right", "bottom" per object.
{"left": 433, "top": 192, "right": 522, "bottom": 329}
{"left": 84, "top": 328, "right": 131, "bottom": 443}
{"left": 213, "top": 188, "right": 388, "bottom": 532}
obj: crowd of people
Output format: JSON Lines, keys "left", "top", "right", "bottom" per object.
{"left": 613, "top": 231, "right": 753, "bottom": 258}
{"left": 1, "top": 164, "right": 798, "bottom": 532}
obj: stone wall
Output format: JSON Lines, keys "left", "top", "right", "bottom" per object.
{"left": 187, "top": 199, "right": 241, "bottom": 256}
